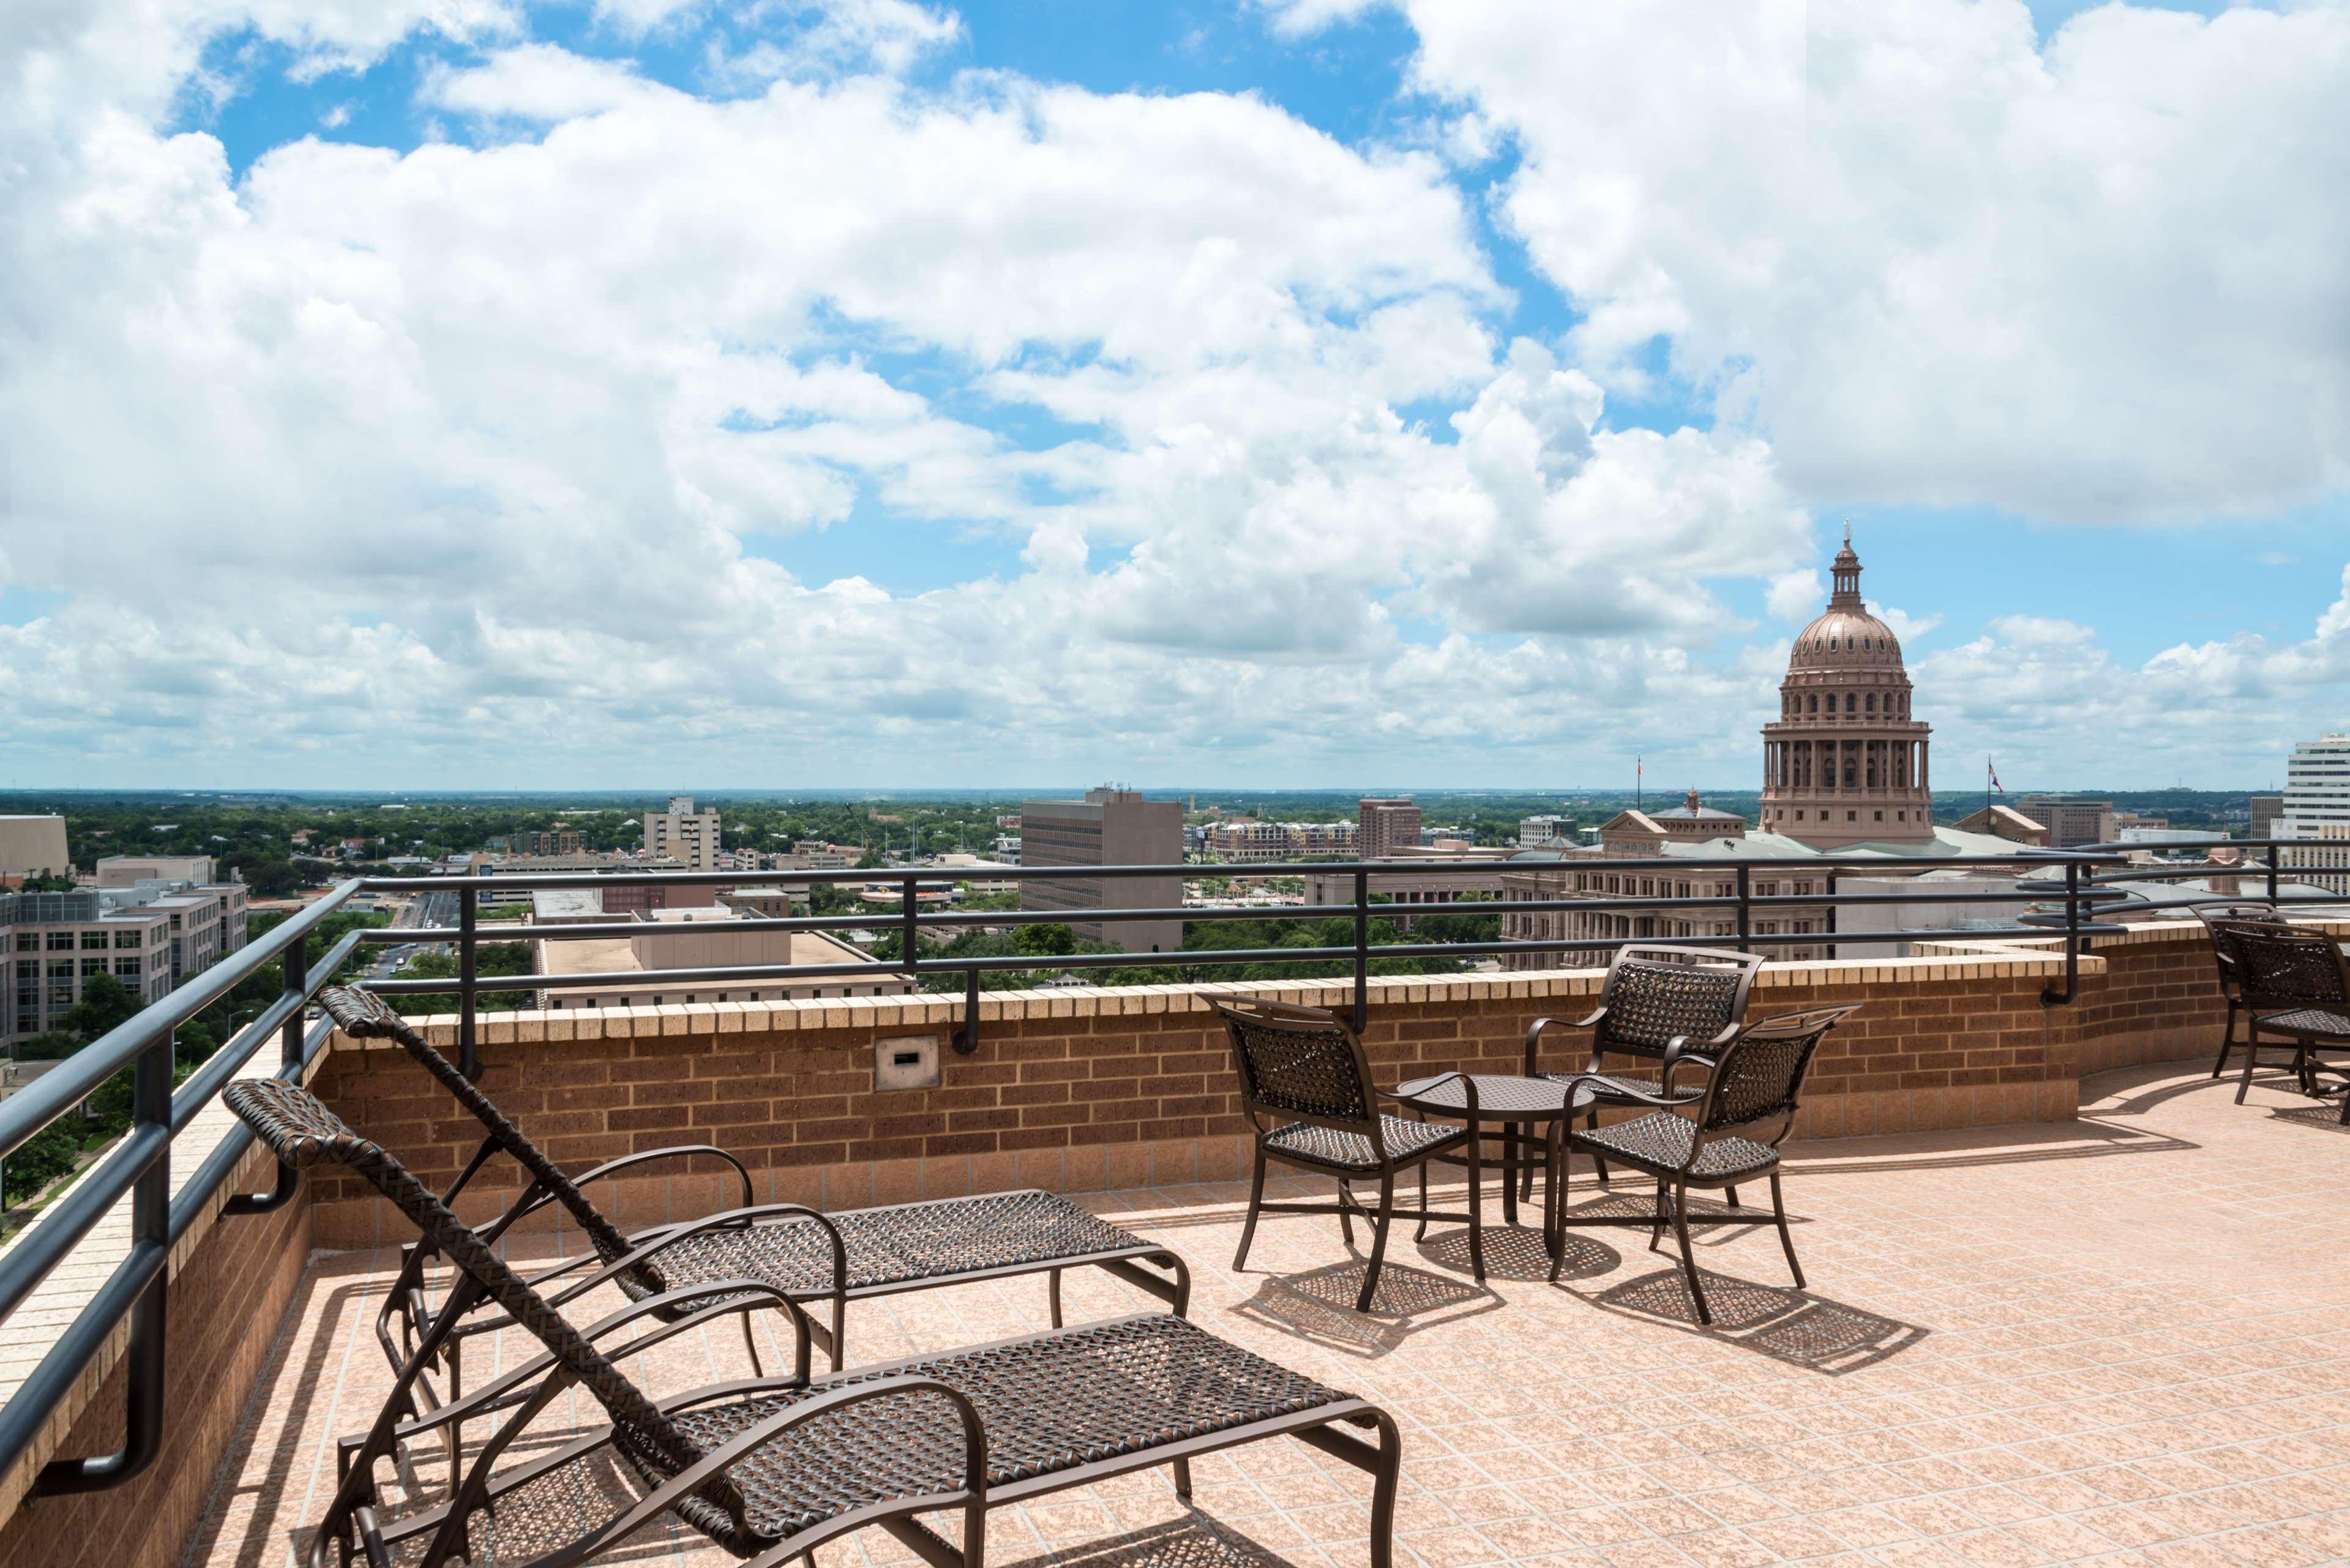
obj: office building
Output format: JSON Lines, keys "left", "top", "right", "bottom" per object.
{"left": 2280, "top": 733, "right": 2350, "bottom": 835}
{"left": 1358, "top": 799, "right": 1422, "bottom": 861}
{"left": 0, "top": 817, "right": 70, "bottom": 882}
{"left": 2249, "top": 796, "right": 2285, "bottom": 841}
{"left": 1018, "top": 789, "right": 1183, "bottom": 952}
{"left": 2, "top": 876, "right": 248, "bottom": 1048}
{"left": 643, "top": 795, "right": 722, "bottom": 872}
{"left": 95, "top": 854, "right": 216, "bottom": 886}
{"left": 1203, "top": 819, "right": 1356, "bottom": 862}
{"left": 2278, "top": 734, "right": 2350, "bottom": 892}
{"left": 1519, "top": 815, "right": 1575, "bottom": 847}
{"left": 2013, "top": 796, "right": 2116, "bottom": 849}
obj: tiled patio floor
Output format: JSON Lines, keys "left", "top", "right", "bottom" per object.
{"left": 186, "top": 1059, "right": 2350, "bottom": 1568}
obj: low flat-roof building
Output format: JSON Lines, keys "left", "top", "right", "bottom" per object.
{"left": 533, "top": 908, "right": 908, "bottom": 1009}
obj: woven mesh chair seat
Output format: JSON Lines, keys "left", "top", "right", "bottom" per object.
{"left": 616, "top": 1191, "right": 1151, "bottom": 1307}
{"left": 1571, "top": 1112, "right": 1778, "bottom": 1181}
{"left": 623, "top": 1315, "right": 1352, "bottom": 1550}
{"left": 2252, "top": 1007, "right": 2350, "bottom": 1040}
{"left": 1263, "top": 1116, "right": 1462, "bottom": 1171}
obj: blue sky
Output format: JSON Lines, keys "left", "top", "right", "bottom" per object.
{"left": 4, "top": 0, "right": 2347, "bottom": 790}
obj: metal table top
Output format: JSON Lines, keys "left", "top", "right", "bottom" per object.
{"left": 1390, "top": 1072, "right": 1597, "bottom": 1121}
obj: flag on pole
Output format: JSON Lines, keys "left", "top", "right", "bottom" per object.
{"left": 1988, "top": 760, "right": 2003, "bottom": 793}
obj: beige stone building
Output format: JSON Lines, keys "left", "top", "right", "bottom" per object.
{"left": 642, "top": 795, "right": 722, "bottom": 871}
{"left": 534, "top": 906, "right": 908, "bottom": 1008}
{"left": 0, "top": 817, "right": 70, "bottom": 882}
{"left": 1019, "top": 788, "right": 1183, "bottom": 953}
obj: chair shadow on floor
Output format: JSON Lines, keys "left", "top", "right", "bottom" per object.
{"left": 991, "top": 1515, "right": 1305, "bottom": 1568}
{"left": 1571, "top": 1266, "right": 1926, "bottom": 1375}
{"left": 1233, "top": 1252, "right": 1499, "bottom": 1357}
{"left": 2269, "top": 1100, "right": 2350, "bottom": 1135}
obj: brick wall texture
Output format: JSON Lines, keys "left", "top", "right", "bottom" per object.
{"left": 0, "top": 1140, "right": 312, "bottom": 1568}
{"left": 295, "top": 933, "right": 2242, "bottom": 1248}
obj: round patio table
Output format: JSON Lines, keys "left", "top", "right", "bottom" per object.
{"left": 1388, "top": 1073, "right": 1596, "bottom": 1282}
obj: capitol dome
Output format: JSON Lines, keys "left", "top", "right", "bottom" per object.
{"left": 1787, "top": 536, "right": 1905, "bottom": 674}
{"left": 1758, "top": 528, "right": 1934, "bottom": 846}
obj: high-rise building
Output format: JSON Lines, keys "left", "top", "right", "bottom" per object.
{"left": 1018, "top": 789, "right": 1183, "bottom": 952}
{"left": 1519, "top": 815, "right": 1574, "bottom": 847}
{"left": 0, "top": 816, "right": 70, "bottom": 881}
{"left": 1358, "top": 798, "right": 1422, "bottom": 861}
{"left": 1758, "top": 532, "right": 1934, "bottom": 846}
{"left": 2249, "top": 795, "right": 2285, "bottom": 841}
{"left": 643, "top": 795, "right": 722, "bottom": 872}
{"left": 2014, "top": 796, "right": 2116, "bottom": 849}
{"left": 2280, "top": 734, "right": 2350, "bottom": 835}
{"left": 2278, "top": 734, "right": 2350, "bottom": 892}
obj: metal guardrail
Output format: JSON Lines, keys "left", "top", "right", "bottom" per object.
{"left": 0, "top": 833, "right": 2333, "bottom": 1500}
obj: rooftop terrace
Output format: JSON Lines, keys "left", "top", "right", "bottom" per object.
{"left": 182, "top": 1057, "right": 2350, "bottom": 1568}
{"left": 0, "top": 859, "right": 2344, "bottom": 1568}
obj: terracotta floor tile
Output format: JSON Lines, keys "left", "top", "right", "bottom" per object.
{"left": 174, "top": 1062, "right": 2350, "bottom": 1568}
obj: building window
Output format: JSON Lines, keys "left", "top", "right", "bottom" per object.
{"left": 114, "top": 957, "right": 141, "bottom": 978}
{"left": 46, "top": 931, "right": 71, "bottom": 951}
{"left": 80, "top": 931, "right": 106, "bottom": 950}
{"left": 113, "top": 930, "right": 139, "bottom": 949}
{"left": 1808, "top": 695, "right": 1817, "bottom": 712}
{"left": 1874, "top": 811, "right": 1884, "bottom": 822}
{"left": 1847, "top": 811, "right": 1857, "bottom": 822}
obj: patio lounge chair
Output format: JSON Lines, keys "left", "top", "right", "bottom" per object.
{"left": 1557, "top": 1003, "right": 1861, "bottom": 1324}
{"left": 2207, "top": 920, "right": 2350, "bottom": 1118}
{"left": 316, "top": 987, "right": 1188, "bottom": 1412}
{"left": 2190, "top": 903, "right": 2305, "bottom": 1089}
{"left": 1522, "top": 944, "right": 1766, "bottom": 1197}
{"left": 222, "top": 1077, "right": 1402, "bottom": 1568}
{"left": 1212, "top": 995, "right": 1473, "bottom": 1312}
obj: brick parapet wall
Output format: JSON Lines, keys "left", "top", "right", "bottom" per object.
{"left": 306, "top": 950, "right": 2098, "bottom": 1247}
{"left": 0, "top": 1138, "right": 312, "bottom": 1568}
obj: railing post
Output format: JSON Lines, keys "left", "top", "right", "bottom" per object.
{"left": 281, "top": 930, "right": 309, "bottom": 1069}
{"left": 457, "top": 882, "right": 478, "bottom": 1079}
{"left": 37, "top": 1031, "right": 171, "bottom": 1494}
{"left": 2267, "top": 841, "right": 2280, "bottom": 905}
{"left": 1735, "top": 866, "right": 1752, "bottom": 955}
{"left": 900, "top": 875, "right": 919, "bottom": 988}
{"left": 1352, "top": 867, "right": 1369, "bottom": 1034}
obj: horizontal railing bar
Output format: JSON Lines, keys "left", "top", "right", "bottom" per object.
{"left": 0, "top": 1124, "right": 169, "bottom": 1328}
{"left": 383, "top": 885, "right": 2117, "bottom": 949}
{"left": 0, "top": 881, "right": 359, "bottom": 1162}
{"left": 357, "top": 917, "right": 2111, "bottom": 998}
{"left": 353, "top": 848, "right": 2112, "bottom": 895}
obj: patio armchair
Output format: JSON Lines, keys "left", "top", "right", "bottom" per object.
{"left": 2207, "top": 920, "right": 2350, "bottom": 1116}
{"left": 1213, "top": 995, "right": 1473, "bottom": 1312}
{"left": 1557, "top": 1003, "right": 1862, "bottom": 1324}
{"left": 1522, "top": 944, "right": 1766, "bottom": 1197}
{"left": 316, "top": 987, "right": 1188, "bottom": 1428}
{"left": 2190, "top": 902, "right": 2297, "bottom": 1085}
{"left": 222, "top": 1077, "right": 1401, "bottom": 1568}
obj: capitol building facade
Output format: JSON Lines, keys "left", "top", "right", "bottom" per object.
{"left": 1499, "top": 532, "right": 2037, "bottom": 968}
